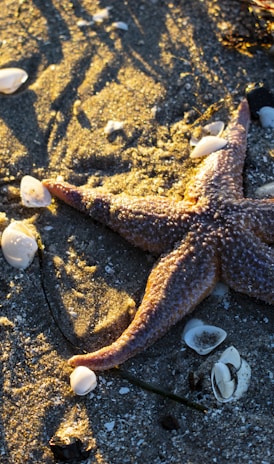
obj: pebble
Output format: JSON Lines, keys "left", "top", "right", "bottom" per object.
{"left": 104, "top": 420, "right": 115, "bottom": 432}
{"left": 119, "top": 387, "right": 130, "bottom": 395}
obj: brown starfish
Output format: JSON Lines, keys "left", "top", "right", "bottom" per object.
{"left": 43, "top": 99, "right": 274, "bottom": 370}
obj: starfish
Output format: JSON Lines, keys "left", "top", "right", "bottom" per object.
{"left": 43, "top": 99, "right": 274, "bottom": 371}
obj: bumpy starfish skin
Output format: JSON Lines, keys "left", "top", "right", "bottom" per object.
{"left": 43, "top": 99, "right": 274, "bottom": 370}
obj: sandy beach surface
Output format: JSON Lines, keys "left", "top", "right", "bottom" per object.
{"left": 0, "top": 1, "right": 273, "bottom": 463}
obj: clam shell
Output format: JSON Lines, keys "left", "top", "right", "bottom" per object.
{"left": 1, "top": 221, "right": 38, "bottom": 269}
{"left": 204, "top": 121, "right": 225, "bottom": 137}
{"left": 190, "top": 121, "right": 225, "bottom": 146}
{"left": 211, "top": 346, "right": 251, "bottom": 403}
{"left": 190, "top": 136, "right": 227, "bottom": 159}
{"left": 20, "top": 175, "right": 52, "bottom": 207}
{"left": 70, "top": 366, "right": 97, "bottom": 396}
{"left": 211, "top": 362, "right": 236, "bottom": 401}
{"left": 0, "top": 68, "right": 28, "bottom": 94}
{"left": 183, "top": 323, "right": 227, "bottom": 355}
{"left": 219, "top": 345, "right": 241, "bottom": 370}
{"left": 257, "top": 106, "right": 274, "bottom": 128}
{"left": 182, "top": 318, "right": 204, "bottom": 339}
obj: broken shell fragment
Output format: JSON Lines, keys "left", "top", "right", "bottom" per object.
{"left": 104, "top": 120, "right": 124, "bottom": 135}
{"left": 257, "top": 106, "right": 274, "bottom": 128}
{"left": 20, "top": 175, "right": 52, "bottom": 207}
{"left": 92, "top": 7, "right": 112, "bottom": 23}
{"left": 70, "top": 366, "right": 97, "bottom": 396}
{"left": 1, "top": 221, "right": 38, "bottom": 269}
{"left": 183, "top": 319, "right": 227, "bottom": 355}
{"left": 190, "top": 136, "right": 227, "bottom": 159}
{"left": 0, "top": 68, "right": 28, "bottom": 94}
{"left": 112, "top": 21, "right": 128, "bottom": 31}
{"left": 211, "top": 346, "right": 251, "bottom": 403}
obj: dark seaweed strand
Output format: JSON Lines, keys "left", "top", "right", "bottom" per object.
{"left": 111, "top": 367, "right": 208, "bottom": 413}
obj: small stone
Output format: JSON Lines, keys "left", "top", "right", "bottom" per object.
{"left": 119, "top": 387, "right": 130, "bottom": 395}
{"left": 104, "top": 420, "right": 115, "bottom": 432}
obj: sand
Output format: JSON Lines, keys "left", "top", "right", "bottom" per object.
{"left": 0, "top": 1, "right": 273, "bottom": 463}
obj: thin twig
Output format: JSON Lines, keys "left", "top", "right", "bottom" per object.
{"left": 111, "top": 366, "right": 208, "bottom": 413}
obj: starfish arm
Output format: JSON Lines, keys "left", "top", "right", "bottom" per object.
{"left": 43, "top": 179, "right": 196, "bottom": 254}
{"left": 221, "top": 228, "right": 274, "bottom": 304}
{"left": 68, "top": 230, "right": 219, "bottom": 370}
{"left": 247, "top": 199, "right": 274, "bottom": 243}
{"left": 231, "top": 199, "right": 274, "bottom": 243}
{"left": 184, "top": 100, "right": 250, "bottom": 203}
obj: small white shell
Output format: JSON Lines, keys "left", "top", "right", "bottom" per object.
{"left": 77, "top": 19, "right": 93, "bottom": 27}
{"left": 190, "top": 121, "right": 225, "bottom": 146}
{"left": 104, "top": 120, "right": 124, "bottom": 134}
{"left": 112, "top": 21, "right": 128, "bottom": 31}
{"left": 211, "top": 346, "right": 251, "bottom": 403}
{"left": 257, "top": 106, "right": 274, "bottom": 128}
{"left": 183, "top": 320, "right": 227, "bottom": 355}
{"left": 219, "top": 345, "right": 241, "bottom": 370}
{"left": 92, "top": 7, "right": 112, "bottom": 23}
{"left": 1, "top": 221, "right": 38, "bottom": 269}
{"left": 211, "top": 362, "right": 236, "bottom": 400}
{"left": 190, "top": 136, "right": 227, "bottom": 159}
{"left": 0, "top": 68, "right": 28, "bottom": 94}
{"left": 204, "top": 121, "right": 225, "bottom": 137}
{"left": 70, "top": 366, "right": 97, "bottom": 396}
{"left": 20, "top": 175, "right": 52, "bottom": 207}
{"left": 182, "top": 318, "right": 205, "bottom": 339}
{"left": 255, "top": 181, "right": 274, "bottom": 198}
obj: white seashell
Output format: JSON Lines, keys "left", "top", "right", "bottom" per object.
{"left": 182, "top": 318, "right": 204, "bottom": 339}
{"left": 1, "top": 221, "right": 38, "bottom": 269}
{"left": 204, "top": 121, "right": 225, "bottom": 137}
{"left": 211, "top": 346, "right": 251, "bottom": 403}
{"left": 183, "top": 322, "right": 227, "bottom": 355}
{"left": 92, "top": 7, "right": 112, "bottom": 23}
{"left": 70, "top": 366, "right": 97, "bottom": 395}
{"left": 255, "top": 181, "right": 274, "bottom": 198}
{"left": 20, "top": 175, "right": 52, "bottom": 207}
{"left": 0, "top": 68, "right": 28, "bottom": 94}
{"left": 190, "top": 121, "right": 225, "bottom": 146}
{"left": 257, "top": 106, "right": 274, "bottom": 128}
{"left": 219, "top": 345, "right": 241, "bottom": 370}
{"left": 211, "top": 362, "right": 236, "bottom": 401}
{"left": 104, "top": 120, "right": 124, "bottom": 134}
{"left": 112, "top": 21, "right": 128, "bottom": 31}
{"left": 190, "top": 136, "right": 227, "bottom": 159}
{"left": 77, "top": 19, "right": 93, "bottom": 27}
